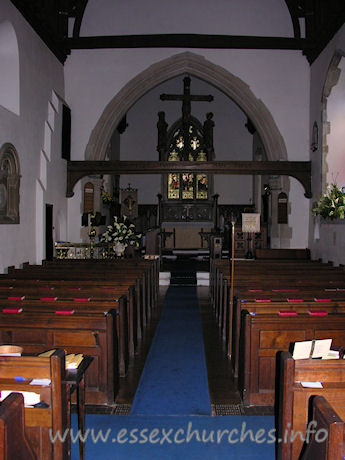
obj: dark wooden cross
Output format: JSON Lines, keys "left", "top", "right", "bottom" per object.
{"left": 160, "top": 76, "right": 213, "bottom": 123}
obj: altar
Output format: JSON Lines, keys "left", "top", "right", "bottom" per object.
{"left": 162, "top": 222, "right": 213, "bottom": 249}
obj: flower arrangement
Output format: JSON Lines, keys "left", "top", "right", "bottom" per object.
{"left": 312, "top": 183, "right": 345, "bottom": 220}
{"left": 100, "top": 215, "right": 141, "bottom": 248}
{"left": 101, "top": 189, "right": 113, "bottom": 205}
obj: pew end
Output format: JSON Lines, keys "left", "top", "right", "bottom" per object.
{"left": 301, "top": 396, "right": 344, "bottom": 460}
{"left": 0, "top": 393, "right": 36, "bottom": 460}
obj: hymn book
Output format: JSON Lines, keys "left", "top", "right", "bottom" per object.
{"left": 38, "top": 350, "right": 84, "bottom": 368}
{"left": 292, "top": 338, "right": 332, "bottom": 359}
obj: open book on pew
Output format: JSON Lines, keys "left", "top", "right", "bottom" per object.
{"left": 38, "top": 349, "right": 84, "bottom": 369}
{"left": 0, "top": 390, "right": 40, "bottom": 407}
{"left": 292, "top": 339, "right": 333, "bottom": 360}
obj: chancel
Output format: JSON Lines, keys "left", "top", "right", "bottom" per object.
{"left": 1, "top": 1, "right": 345, "bottom": 459}
{"left": 157, "top": 76, "right": 217, "bottom": 251}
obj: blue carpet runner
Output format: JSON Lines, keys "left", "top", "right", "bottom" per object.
{"left": 130, "top": 282, "right": 211, "bottom": 416}
{"left": 69, "top": 263, "right": 275, "bottom": 459}
{"left": 70, "top": 414, "right": 275, "bottom": 459}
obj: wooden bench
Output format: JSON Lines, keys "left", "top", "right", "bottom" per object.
{"left": 277, "top": 352, "right": 345, "bottom": 460}
{"left": 0, "top": 309, "right": 117, "bottom": 406}
{"left": 209, "top": 258, "right": 345, "bottom": 364}
{"left": 0, "top": 393, "right": 36, "bottom": 460}
{"left": 0, "top": 293, "right": 130, "bottom": 371}
{"left": 301, "top": 396, "right": 345, "bottom": 460}
{"left": 239, "top": 313, "right": 345, "bottom": 407}
{"left": 255, "top": 248, "right": 311, "bottom": 259}
{"left": 0, "top": 350, "right": 68, "bottom": 459}
{"left": 3, "top": 262, "right": 154, "bottom": 337}
{"left": 0, "top": 278, "right": 142, "bottom": 352}
{"left": 231, "top": 296, "right": 345, "bottom": 378}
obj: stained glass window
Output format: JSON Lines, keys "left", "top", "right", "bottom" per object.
{"left": 196, "top": 174, "right": 208, "bottom": 199}
{"left": 166, "top": 121, "right": 209, "bottom": 200}
{"left": 168, "top": 173, "right": 180, "bottom": 199}
{"left": 182, "top": 173, "right": 194, "bottom": 199}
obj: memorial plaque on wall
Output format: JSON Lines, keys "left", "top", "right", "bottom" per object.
{"left": 277, "top": 192, "right": 288, "bottom": 224}
{"left": 83, "top": 182, "right": 94, "bottom": 213}
{"left": 121, "top": 185, "right": 138, "bottom": 219}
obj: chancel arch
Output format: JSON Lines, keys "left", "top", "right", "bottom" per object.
{"left": 80, "top": 53, "right": 298, "bottom": 249}
{"left": 85, "top": 52, "right": 287, "bottom": 163}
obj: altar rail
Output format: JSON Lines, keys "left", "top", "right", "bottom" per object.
{"left": 54, "top": 242, "right": 116, "bottom": 259}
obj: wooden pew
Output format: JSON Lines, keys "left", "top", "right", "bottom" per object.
{"left": 0, "top": 309, "right": 117, "bottom": 406}
{"left": 0, "top": 278, "right": 141, "bottom": 352}
{"left": 231, "top": 297, "right": 345, "bottom": 379}
{"left": 255, "top": 248, "right": 310, "bottom": 259}
{"left": 0, "top": 294, "right": 130, "bottom": 373}
{"left": 3, "top": 262, "right": 153, "bottom": 337}
{"left": 23, "top": 257, "right": 158, "bottom": 316}
{"left": 0, "top": 350, "right": 68, "bottom": 460}
{"left": 277, "top": 352, "right": 345, "bottom": 460}
{"left": 209, "top": 257, "right": 345, "bottom": 363}
{"left": 0, "top": 259, "right": 159, "bottom": 407}
{"left": 301, "top": 396, "right": 344, "bottom": 460}
{"left": 239, "top": 312, "right": 345, "bottom": 407}
{"left": 0, "top": 393, "right": 36, "bottom": 460}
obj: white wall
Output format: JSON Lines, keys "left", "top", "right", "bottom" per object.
{"left": 309, "top": 24, "right": 345, "bottom": 265}
{"left": 0, "top": 1, "right": 66, "bottom": 271}
{"left": 63, "top": 0, "right": 310, "bottom": 245}
{"left": 326, "top": 57, "right": 345, "bottom": 188}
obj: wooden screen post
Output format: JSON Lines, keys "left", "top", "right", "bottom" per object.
{"left": 228, "top": 219, "right": 236, "bottom": 358}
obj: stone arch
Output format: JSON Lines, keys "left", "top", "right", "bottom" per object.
{"left": 321, "top": 51, "right": 345, "bottom": 191}
{"left": 85, "top": 52, "right": 287, "bottom": 162}
{"left": 0, "top": 21, "right": 20, "bottom": 115}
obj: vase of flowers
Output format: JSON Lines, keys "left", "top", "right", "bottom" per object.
{"left": 114, "top": 241, "right": 126, "bottom": 257}
{"left": 312, "top": 183, "right": 345, "bottom": 221}
{"left": 100, "top": 215, "right": 141, "bottom": 257}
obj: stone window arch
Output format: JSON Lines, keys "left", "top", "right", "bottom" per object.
{"left": 0, "top": 143, "right": 20, "bottom": 224}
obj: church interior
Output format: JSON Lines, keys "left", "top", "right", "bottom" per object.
{"left": 1, "top": 1, "right": 345, "bottom": 458}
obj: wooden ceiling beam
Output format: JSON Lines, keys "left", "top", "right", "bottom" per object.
{"left": 67, "top": 160, "right": 312, "bottom": 199}
{"left": 64, "top": 34, "right": 314, "bottom": 51}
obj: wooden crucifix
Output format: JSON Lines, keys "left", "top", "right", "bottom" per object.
{"left": 160, "top": 76, "right": 213, "bottom": 123}
{"left": 160, "top": 76, "right": 214, "bottom": 160}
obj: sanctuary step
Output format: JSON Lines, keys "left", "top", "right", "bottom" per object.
{"left": 161, "top": 253, "right": 210, "bottom": 273}
{"left": 170, "top": 259, "right": 197, "bottom": 286}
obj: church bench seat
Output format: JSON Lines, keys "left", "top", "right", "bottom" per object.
{"left": 0, "top": 296, "right": 129, "bottom": 376}
{"left": 209, "top": 258, "right": 345, "bottom": 361}
{"left": 0, "top": 310, "right": 118, "bottom": 406}
{"left": 0, "top": 350, "right": 68, "bottom": 459}
{"left": 3, "top": 263, "right": 155, "bottom": 328}
{"left": 255, "top": 248, "right": 311, "bottom": 259}
{"left": 231, "top": 297, "right": 345, "bottom": 379}
{"left": 301, "top": 396, "right": 345, "bottom": 460}
{"left": 277, "top": 353, "right": 345, "bottom": 460}
{"left": 0, "top": 271, "right": 153, "bottom": 351}
{"left": 29, "top": 257, "right": 159, "bottom": 306}
{"left": 239, "top": 312, "right": 345, "bottom": 408}
{"left": 0, "top": 284, "right": 140, "bottom": 357}
{"left": 0, "top": 393, "right": 36, "bottom": 460}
